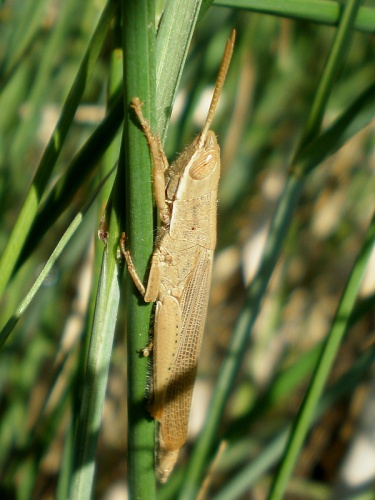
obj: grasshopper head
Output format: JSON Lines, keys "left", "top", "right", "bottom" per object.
{"left": 166, "top": 131, "right": 220, "bottom": 201}
{"left": 173, "top": 131, "right": 220, "bottom": 201}
{"left": 189, "top": 131, "right": 220, "bottom": 180}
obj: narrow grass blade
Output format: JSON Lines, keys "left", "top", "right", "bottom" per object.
{"left": 295, "top": 0, "right": 363, "bottom": 151}
{"left": 268, "top": 211, "right": 375, "bottom": 500}
{"left": 69, "top": 146, "right": 124, "bottom": 497}
{"left": 69, "top": 238, "right": 122, "bottom": 500}
{"left": 214, "top": 0, "right": 375, "bottom": 33}
{"left": 156, "top": 0, "right": 203, "bottom": 140}
{"left": 122, "top": 0, "right": 156, "bottom": 494}
{"left": 0, "top": 169, "right": 115, "bottom": 348}
{"left": 214, "top": 345, "right": 375, "bottom": 500}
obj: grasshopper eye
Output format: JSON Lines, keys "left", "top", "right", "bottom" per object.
{"left": 189, "top": 151, "right": 218, "bottom": 180}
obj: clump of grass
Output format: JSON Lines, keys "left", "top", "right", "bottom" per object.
{"left": 0, "top": 1, "right": 374, "bottom": 498}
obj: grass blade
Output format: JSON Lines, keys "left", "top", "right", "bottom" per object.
{"left": 122, "top": 0, "right": 156, "bottom": 494}
{"left": 268, "top": 210, "right": 375, "bottom": 499}
{"left": 214, "top": 0, "right": 375, "bottom": 33}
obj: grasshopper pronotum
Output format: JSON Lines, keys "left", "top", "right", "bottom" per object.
{"left": 121, "top": 30, "right": 235, "bottom": 482}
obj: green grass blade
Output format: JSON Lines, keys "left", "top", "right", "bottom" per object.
{"left": 122, "top": 0, "right": 156, "bottom": 494}
{"left": 295, "top": 80, "right": 375, "bottom": 174}
{"left": 214, "top": 0, "right": 375, "bottom": 33}
{"left": 156, "top": 0, "right": 203, "bottom": 140}
{"left": 214, "top": 345, "right": 375, "bottom": 500}
{"left": 56, "top": 418, "right": 74, "bottom": 500}
{"left": 0, "top": 169, "right": 115, "bottom": 349}
{"left": 69, "top": 235, "right": 122, "bottom": 500}
{"left": 268, "top": 210, "right": 375, "bottom": 500}
{"left": 295, "top": 0, "right": 362, "bottom": 151}
{"left": 69, "top": 256, "right": 120, "bottom": 500}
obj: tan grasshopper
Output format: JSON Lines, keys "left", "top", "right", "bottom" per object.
{"left": 121, "top": 30, "right": 235, "bottom": 482}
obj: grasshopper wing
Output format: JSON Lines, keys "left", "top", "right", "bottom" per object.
{"left": 157, "top": 246, "right": 213, "bottom": 480}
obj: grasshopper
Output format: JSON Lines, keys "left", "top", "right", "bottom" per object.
{"left": 121, "top": 30, "right": 235, "bottom": 482}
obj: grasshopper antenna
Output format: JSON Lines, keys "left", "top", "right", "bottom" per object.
{"left": 198, "top": 29, "right": 236, "bottom": 148}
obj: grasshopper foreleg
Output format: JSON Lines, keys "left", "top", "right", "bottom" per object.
{"left": 131, "top": 97, "right": 170, "bottom": 225}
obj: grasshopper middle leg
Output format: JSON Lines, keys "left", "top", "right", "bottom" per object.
{"left": 120, "top": 232, "right": 161, "bottom": 304}
{"left": 120, "top": 233, "right": 159, "bottom": 356}
{"left": 120, "top": 232, "right": 146, "bottom": 297}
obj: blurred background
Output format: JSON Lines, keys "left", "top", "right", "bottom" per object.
{"left": 0, "top": 1, "right": 374, "bottom": 498}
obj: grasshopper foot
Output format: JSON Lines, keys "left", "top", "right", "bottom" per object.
{"left": 142, "top": 341, "right": 153, "bottom": 357}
